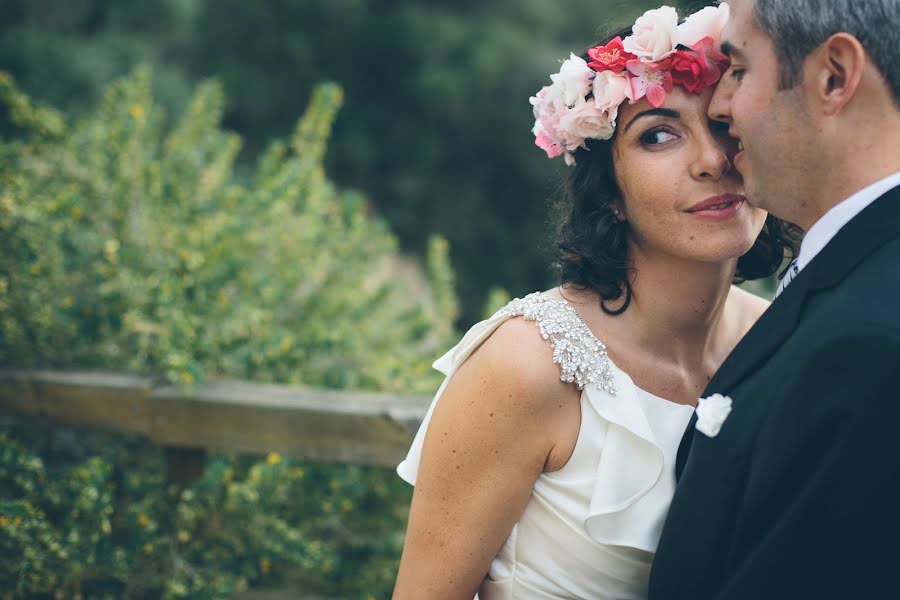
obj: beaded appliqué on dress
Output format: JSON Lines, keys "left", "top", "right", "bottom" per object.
{"left": 495, "top": 292, "right": 617, "bottom": 395}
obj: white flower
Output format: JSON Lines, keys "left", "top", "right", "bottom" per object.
{"left": 623, "top": 6, "right": 679, "bottom": 61}
{"left": 695, "top": 393, "right": 733, "bottom": 438}
{"left": 560, "top": 99, "right": 615, "bottom": 141}
{"left": 677, "top": 3, "right": 730, "bottom": 48}
{"left": 550, "top": 53, "right": 595, "bottom": 107}
{"left": 592, "top": 70, "right": 631, "bottom": 113}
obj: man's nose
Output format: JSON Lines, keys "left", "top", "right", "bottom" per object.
{"left": 708, "top": 78, "right": 734, "bottom": 124}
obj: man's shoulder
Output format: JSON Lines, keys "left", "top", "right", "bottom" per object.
{"left": 809, "top": 235, "right": 900, "bottom": 322}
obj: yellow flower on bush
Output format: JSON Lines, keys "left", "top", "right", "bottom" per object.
{"left": 104, "top": 239, "right": 120, "bottom": 260}
{"left": 138, "top": 514, "right": 151, "bottom": 527}
{"left": 71, "top": 205, "right": 83, "bottom": 220}
{"left": 129, "top": 104, "right": 145, "bottom": 123}
{"left": 0, "top": 515, "right": 9, "bottom": 527}
{"left": 143, "top": 542, "right": 154, "bottom": 555}
{"left": 259, "top": 557, "right": 271, "bottom": 574}
{"left": 266, "top": 452, "right": 281, "bottom": 465}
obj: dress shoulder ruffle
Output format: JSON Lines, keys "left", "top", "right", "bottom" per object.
{"left": 398, "top": 291, "right": 685, "bottom": 552}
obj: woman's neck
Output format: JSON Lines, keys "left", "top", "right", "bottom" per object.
{"left": 563, "top": 246, "right": 738, "bottom": 374}
{"left": 624, "top": 246, "right": 737, "bottom": 369}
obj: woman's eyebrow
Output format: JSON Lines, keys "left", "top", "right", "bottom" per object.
{"left": 623, "top": 108, "right": 681, "bottom": 133}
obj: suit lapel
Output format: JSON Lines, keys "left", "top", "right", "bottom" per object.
{"left": 675, "top": 273, "right": 811, "bottom": 472}
{"left": 677, "top": 184, "right": 900, "bottom": 474}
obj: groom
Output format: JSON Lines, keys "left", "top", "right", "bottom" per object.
{"left": 649, "top": 1, "right": 900, "bottom": 598}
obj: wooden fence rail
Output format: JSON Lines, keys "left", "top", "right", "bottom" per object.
{"left": 0, "top": 370, "right": 432, "bottom": 599}
{"left": 0, "top": 369, "right": 430, "bottom": 468}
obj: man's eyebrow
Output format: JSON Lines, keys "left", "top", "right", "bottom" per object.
{"left": 721, "top": 41, "right": 744, "bottom": 59}
{"left": 623, "top": 108, "right": 680, "bottom": 133}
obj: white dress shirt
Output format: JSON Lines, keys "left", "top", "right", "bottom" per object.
{"left": 795, "top": 171, "right": 900, "bottom": 274}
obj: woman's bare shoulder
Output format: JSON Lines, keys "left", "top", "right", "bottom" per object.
{"left": 463, "top": 314, "right": 573, "bottom": 403}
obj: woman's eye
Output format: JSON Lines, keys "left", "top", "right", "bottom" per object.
{"left": 640, "top": 128, "right": 678, "bottom": 146}
{"left": 729, "top": 67, "right": 746, "bottom": 82}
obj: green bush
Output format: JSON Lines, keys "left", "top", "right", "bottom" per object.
{"left": 0, "top": 67, "right": 457, "bottom": 598}
{"left": 1, "top": 0, "right": 678, "bottom": 325}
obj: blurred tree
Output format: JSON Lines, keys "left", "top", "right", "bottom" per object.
{"left": 1, "top": 0, "right": 699, "bottom": 326}
{"left": 187, "top": 0, "right": 666, "bottom": 325}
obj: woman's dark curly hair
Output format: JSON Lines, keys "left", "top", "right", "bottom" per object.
{"left": 553, "top": 27, "right": 802, "bottom": 315}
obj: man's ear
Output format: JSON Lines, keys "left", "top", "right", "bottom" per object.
{"left": 809, "top": 33, "right": 866, "bottom": 116}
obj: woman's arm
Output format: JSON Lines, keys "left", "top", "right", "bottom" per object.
{"left": 393, "top": 318, "right": 576, "bottom": 599}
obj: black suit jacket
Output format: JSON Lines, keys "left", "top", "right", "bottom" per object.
{"left": 649, "top": 185, "right": 900, "bottom": 600}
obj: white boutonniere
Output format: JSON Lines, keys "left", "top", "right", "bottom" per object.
{"left": 695, "top": 393, "right": 733, "bottom": 438}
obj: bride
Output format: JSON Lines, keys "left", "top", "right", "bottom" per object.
{"left": 393, "top": 4, "right": 798, "bottom": 599}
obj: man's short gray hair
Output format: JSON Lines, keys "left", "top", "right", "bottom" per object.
{"left": 753, "top": 0, "right": 900, "bottom": 102}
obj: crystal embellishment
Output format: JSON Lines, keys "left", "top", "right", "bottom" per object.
{"left": 495, "top": 292, "right": 617, "bottom": 395}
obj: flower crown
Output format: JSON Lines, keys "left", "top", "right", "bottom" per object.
{"left": 530, "top": 4, "right": 730, "bottom": 165}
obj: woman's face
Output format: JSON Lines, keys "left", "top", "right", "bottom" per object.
{"left": 612, "top": 86, "right": 767, "bottom": 265}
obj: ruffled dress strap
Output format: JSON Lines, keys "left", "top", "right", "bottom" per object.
{"left": 398, "top": 291, "right": 690, "bottom": 555}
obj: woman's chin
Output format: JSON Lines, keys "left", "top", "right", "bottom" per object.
{"left": 689, "top": 236, "right": 759, "bottom": 264}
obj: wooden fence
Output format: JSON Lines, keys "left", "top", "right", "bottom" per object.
{"left": 0, "top": 369, "right": 433, "bottom": 599}
{"left": 0, "top": 369, "right": 430, "bottom": 468}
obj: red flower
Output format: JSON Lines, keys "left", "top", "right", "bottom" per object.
{"left": 692, "top": 36, "right": 730, "bottom": 80}
{"left": 669, "top": 50, "right": 709, "bottom": 94}
{"left": 587, "top": 37, "right": 637, "bottom": 74}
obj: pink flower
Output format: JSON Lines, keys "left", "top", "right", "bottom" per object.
{"left": 592, "top": 70, "right": 631, "bottom": 114}
{"left": 676, "top": 4, "right": 730, "bottom": 48}
{"left": 530, "top": 91, "right": 566, "bottom": 152}
{"left": 531, "top": 85, "right": 585, "bottom": 159}
{"left": 530, "top": 82, "right": 562, "bottom": 118}
{"left": 691, "top": 36, "right": 730, "bottom": 81}
{"left": 587, "top": 37, "right": 636, "bottom": 74}
{"left": 560, "top": 100, "right": 616, "bottom": 142}
{"left": 626, "top": 59, "right": 673, "bottom": 108}
{"left": 534, "top": 129, "right": 564, "bottom": 159}
{"left": 623, "top": 6, "right": 679, "bottom": 62}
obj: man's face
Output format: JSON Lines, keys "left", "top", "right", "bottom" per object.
{"left": 709, "top": 0, "right": 817, "bottom": 226}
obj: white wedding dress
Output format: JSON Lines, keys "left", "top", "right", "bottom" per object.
{"left": 398, "top": 292, "right": 695, "bottom": 599}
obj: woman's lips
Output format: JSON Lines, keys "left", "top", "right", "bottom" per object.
{"left": 685, "top": 194, "right": 746, "bottom": 221}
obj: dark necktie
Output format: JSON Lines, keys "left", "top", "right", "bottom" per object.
{"left": 774, "top": 258, "right": 800, "bottom": 299}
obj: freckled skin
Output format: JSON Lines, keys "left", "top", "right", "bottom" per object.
{"left": 613, "top": 87, "right": 767, "bottom": 265}
{"left": 393, "top": 84, "right": 772, "bottom": 600}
